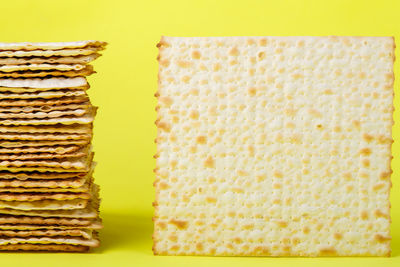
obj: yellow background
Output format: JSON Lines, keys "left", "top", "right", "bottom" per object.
{"left": 0, "top": 0, "right": 399, "bottom": 265}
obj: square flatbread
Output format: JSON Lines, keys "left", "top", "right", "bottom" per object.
{"left": 153, "top": 36, "right": 394, "bottom": 257}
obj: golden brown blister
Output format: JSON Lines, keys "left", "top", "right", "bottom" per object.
{"left": 0, "top": 66, "right": 95, "bottom": 78}
{"left": 0, "top": 243, "right": 90, "bottom": 252}
{"left": 0, "top": 96, "right": 89, "bottom": 107}
{"left": 0, "top": 107, "right": 96, "bottom": 126}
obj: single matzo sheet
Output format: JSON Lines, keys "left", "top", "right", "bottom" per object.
{"left": 153, "top": 36, "right": 394, "bottom": 256}
{"left": 0, "top": 40, "right": 106, "bottom": 51}
{"left": 0, "top": 54, "right": 101, "bottom": 65}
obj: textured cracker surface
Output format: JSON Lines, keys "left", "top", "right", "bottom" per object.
{"left": 153, "top": 36, "right": 394, "bottom": 256}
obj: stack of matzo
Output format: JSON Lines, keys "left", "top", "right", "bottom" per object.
{"left": 154, "top": 36, "right": 394, "bottom": 256}
{"left": 0, "top": 41, "right": 106, "bottom": 252}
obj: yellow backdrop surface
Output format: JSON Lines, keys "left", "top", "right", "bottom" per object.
{"left": 0, "top": 0, "right": 399, "bottom": 265}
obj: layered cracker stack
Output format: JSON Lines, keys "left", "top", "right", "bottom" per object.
{"left": 0, "top": 41, "right": 106, "bottom": 252}
{"left": 154, "top": 37, "right": 394, "bottom": 256}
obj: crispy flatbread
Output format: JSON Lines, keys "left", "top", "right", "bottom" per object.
{"left": 0, "top": 108, "right": 89, "bottom": 119}
{"left": 0, "top": 243, "right": 90, "bottom": 252}
{"left": 0, "top": 152, "right": 93, "bottom": 173}
{"left": 0, "top": 170, "right": 87, "bottom": 180}
{"left": 0, "top": 139, "right": 89, "bottom": 148}
{"left": 0, "top": 236, "right": 99, "bottom": 247}
{"left": 0, "top": 40, "right": 106, "bottom": 51}
{"left": 0, "top": 145, "right": 82, "bottom": 155}
{"left": 0, "top": 96, "right": 89, "bottom": 107}
{"left": 0, "top": 64, "right": 87, "bottom": 73}
{"left": 0, "top": 48, "right": 100, "bottom": 58}
{"left": 0, "top": 90, "right": 86, "bottom": 100}
{"left": 0, "top": 102, "right": 90, "bottom": 113}
{"left": 0, "top": 167, "right": 92, "bottom": 186}
{"left": 0, "top": 229, "right": 93, "bottom": 239}
{"left": 0, "top": 107, "right": 96, "bottom": 126}
{"left": 0, "top": 77, "right": 87, "bottom": 89}
{"left": 0, "top": 132, "right": 91, "bottom": 141}
{"left": 0, "top": 198, "right": 89, "bottom": 210}
{"left": 0, "top": 66, "right": 94, "bottom": 78}
{"left": 0, "top": 124, "right": 92, "bottom": 134}
{"left": 0, "top": 54, "right": 100, "bottom": 65}
{"left": 0, "top": 150, "right": 88, "bottom": 161}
